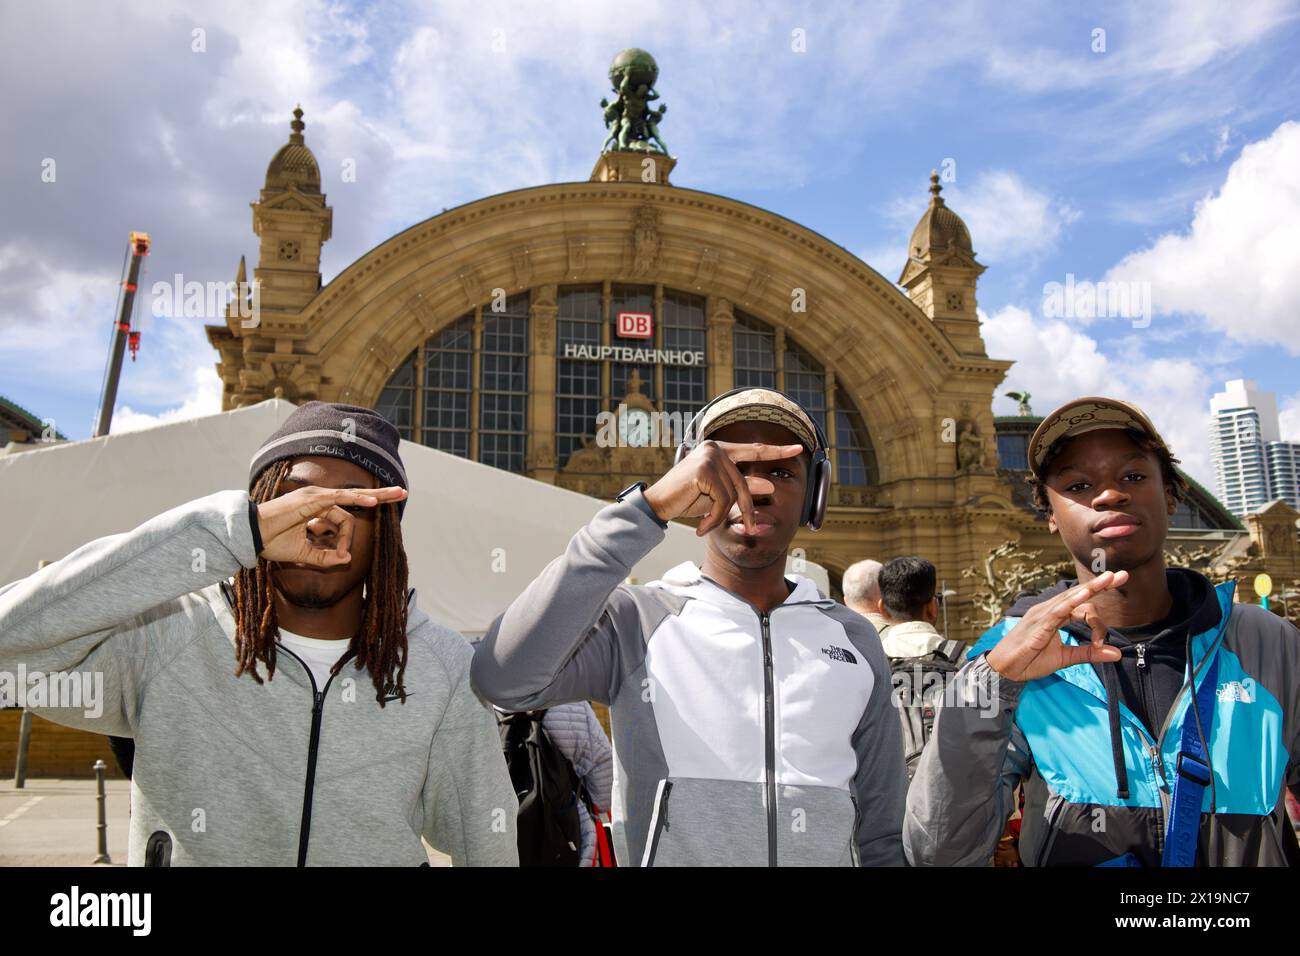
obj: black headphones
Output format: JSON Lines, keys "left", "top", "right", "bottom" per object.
{"left": 674, "top": 386, "right": 832, "bottom": 531}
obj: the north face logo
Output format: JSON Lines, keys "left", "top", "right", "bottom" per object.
{"left": 821, "top": 646, "right": 857, "bottom": 664}
{"left": 1216, "top": 680, "right": 1254, "bottom": 704}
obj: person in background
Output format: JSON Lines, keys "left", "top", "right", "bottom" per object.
{"left": 843, "top": 559, "right": 890, "bottom": 635}
{"left": 542, "top": 702, "right": 614, "bottom": 866}
{"left": 876, "top": 556, "right": 964, "bottom": 662}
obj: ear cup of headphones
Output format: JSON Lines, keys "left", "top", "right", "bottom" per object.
{"left": 805, "top": 457, "right": 832, "bottom": 530}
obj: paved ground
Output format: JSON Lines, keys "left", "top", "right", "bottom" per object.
{"left": 0, "top": 778, "right": 128, "bottom": 866}
{"left": 0, "top": 778, "right": 451, "bottom": 866}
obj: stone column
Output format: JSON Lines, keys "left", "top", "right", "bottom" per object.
{"left": 526, "top": 285, "right": 559, "bottom": 483}
{"left": 707, "top": 296, "right": 735, "bottom": 398}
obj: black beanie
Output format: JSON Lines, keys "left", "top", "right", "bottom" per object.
{"left": 249, "top": 402, "right": 408, "bottom": 517}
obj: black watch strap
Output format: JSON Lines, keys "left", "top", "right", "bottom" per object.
{"left": 616, "top": 481, "right": 667, "bottom": 529}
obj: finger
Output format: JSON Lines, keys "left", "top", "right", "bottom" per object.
{"left": 1053, "top": 572, "right": 1118, "bottom": 614}
{"left": 1060, "top": 641, "right": 1122, "bottom": 668}
{"left": 332, "top": 506, "right": 354, "bottom": 561}
{"left": 695, "top": 468, "right": 734, "bottom": 537}
{"left": 717, "top": 455, "right": 756, "bottom": 534}
{"left": 302, "top": 506, "right": 354, "bottom": 565}
{"left": 1070, "top": 602, "right": 1107, "bottom": 646}
{"left": 298, "top": 486, "right": 405, "bottom": 518}
{"left": 1079, "top": 568, "right": 1129, "bottom": 596}
{"left": 712, "top": 441, "right": 805, "bottom": 462}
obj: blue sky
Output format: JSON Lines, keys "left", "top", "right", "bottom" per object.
{"left": 2, "top": 0, "right": 1298, "bottom": 491}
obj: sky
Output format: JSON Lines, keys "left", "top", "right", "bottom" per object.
{"left": 1, "top": 0, "right": 1298, "bottom": 492}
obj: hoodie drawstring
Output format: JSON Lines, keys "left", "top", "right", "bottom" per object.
{"left": 1101, "top": 661, "right": 1130, "bottom": 800}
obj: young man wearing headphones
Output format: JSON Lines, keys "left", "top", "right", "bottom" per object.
{"left": 473, "top": 387, "right": 906, "bottom": 866}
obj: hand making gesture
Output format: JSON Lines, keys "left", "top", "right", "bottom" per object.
{"left": 985, "top": 570, "right": 1129, "bottom": 682}
{"left": 643, "top": 439, "right": 804, "bottom": 537}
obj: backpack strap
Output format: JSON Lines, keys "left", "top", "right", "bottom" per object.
{"left": 1161, "top": 651, "right": 1219, "bottom": 867}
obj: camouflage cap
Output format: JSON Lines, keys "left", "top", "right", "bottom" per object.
{"left": 1029, "top": 396, "right": 1169, "bottom": 477}
{"left": 697, "top": 387, "right": 820, "bottom": 453}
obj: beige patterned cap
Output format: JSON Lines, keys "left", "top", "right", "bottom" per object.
{"left": 697, "top": 388, "right": 819, "bottom": 452}
{"left": 1029, "top": 396, "right": 1168, "bottom": 477}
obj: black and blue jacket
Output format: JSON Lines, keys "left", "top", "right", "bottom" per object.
{"left": 904, "top": 569, "right": 1300, "bottom": 866}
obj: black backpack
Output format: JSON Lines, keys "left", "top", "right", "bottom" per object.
{"left": 887, "top": 640, "right": 966, "bottom": 780}
{"left": 497, "top": 709, "right": 587, "bottom": 867}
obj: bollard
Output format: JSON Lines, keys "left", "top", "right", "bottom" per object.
{"left": 14, "top": 709, "right": 32, "bottom": 788}
{"left": 93, "top": 759, "right": 112, "bottom": 864}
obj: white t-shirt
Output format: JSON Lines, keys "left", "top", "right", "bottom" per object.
{"left": 278, "top": 628, "right": 351, "bottom": 690}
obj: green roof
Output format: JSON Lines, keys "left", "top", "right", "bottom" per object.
{"left": 1177, "top": 468, "right": 1243, "bottom": 530}
{"left": 0, "top": 394, "right": 68, "bottom": 441}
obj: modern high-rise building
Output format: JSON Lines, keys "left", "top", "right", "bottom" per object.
{"left": 1209, "top": 379, "right": 1299, "bottom": 516}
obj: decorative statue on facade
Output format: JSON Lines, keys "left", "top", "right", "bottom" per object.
{"left": 600, "top": 48, "right": 669, "bottom": 154}
{"left": 956, "top": 417, "right": 986, "bottom": 472}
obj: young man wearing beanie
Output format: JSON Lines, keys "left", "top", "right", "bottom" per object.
{"left": 0, "top": 402, "right": 517, "bottom": 866}
{"left": 905, "top": 396, "right": 1300, "bottom": 867}
{"left": 473, "top": 387, "right": 906, "bottom": 866}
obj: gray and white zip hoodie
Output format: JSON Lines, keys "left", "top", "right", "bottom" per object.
{"left": 471, "top": 488, "right": 906, "bottom": 866}
{"left": 0, "top": 491, "right": 518, "bottom": 867}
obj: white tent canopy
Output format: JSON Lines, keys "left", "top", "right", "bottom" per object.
{"left": 1, "top": 400, "right": 828, "bottom": 636}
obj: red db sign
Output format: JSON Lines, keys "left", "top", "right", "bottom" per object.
{"left": 617, "top": 311, "right": 653, "bottom": 339}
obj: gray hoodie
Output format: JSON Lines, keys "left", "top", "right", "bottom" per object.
{"left": 0, "top": 490, "right": 518, "bottom": 866}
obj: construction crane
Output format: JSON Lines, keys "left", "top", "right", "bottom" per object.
{"left": 93, "top": 231, "right": 150, "bottom": 438}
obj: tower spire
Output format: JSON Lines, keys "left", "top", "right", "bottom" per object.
{"left": 929, "top": 169, "right": 944, "bottom": 205}
{"left": 289, "top": 104, "right": 305, "bottom": 145}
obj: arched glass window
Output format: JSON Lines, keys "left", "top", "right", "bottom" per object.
{"left": 731, "top": 312, "right": 878, "bottom": 487}
{"left": 556, "top": 285, "right": 603, "bottom": 468}
{"left": 554, "top": 283, "right": 708, "bottom": 468}
{"left": 835, "top": 389, "right": 878, "bottom": 486}
{"left": 733, "top": 311, "right": 775, "bottom": 388}
{"left": 661, "top": 290, "right": 706, "bottom": 422}
{"left": 423, "top": 314, "right": 473, "bottom": 457}
{"left": 374, "top": 292, "right": 529, "bottom": 471}
{"left": 609, "top": 284, "right": 657, "bottom": 404}
{"left": 478, "top": 294, "right": 530, "bottom": 472}
{"left": 783, "top": 339, "right": 827, "bottom": 436}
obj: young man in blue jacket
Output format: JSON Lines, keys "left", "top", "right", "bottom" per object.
{"left": 905, "top": 396, "right": 1300, "bottom": 866}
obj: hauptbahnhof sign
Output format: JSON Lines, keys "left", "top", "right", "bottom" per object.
{"left": 562, "top": 343, "right": 706, "bottom": 366}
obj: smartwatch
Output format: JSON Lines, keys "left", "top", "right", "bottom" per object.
{"left": 615, "top": 480, "right": 668, "bottom": 529}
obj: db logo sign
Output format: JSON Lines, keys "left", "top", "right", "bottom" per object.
{"left": 617, "top": 311, "right": 653, "bottom": 339}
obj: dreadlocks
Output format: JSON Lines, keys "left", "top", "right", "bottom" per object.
{"left": 233, "top": 459, "right": 410, "bottom": 706}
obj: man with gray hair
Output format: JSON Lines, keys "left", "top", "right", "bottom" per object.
{"left": 843, "top": 559, "right": 889, "bottom": 634}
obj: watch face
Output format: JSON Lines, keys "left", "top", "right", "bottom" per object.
{"left": 620, "top": 408, "right": 653, "bottom": 447}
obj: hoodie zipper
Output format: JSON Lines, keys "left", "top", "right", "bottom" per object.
{"left": 759, "top": 611, "right": 777, "bottom": 868}
{"left": 696, "top": 575, "right": 835, "bottom": 869}
{"left": 276, "top": 643, "right": 347, "bottom": 867}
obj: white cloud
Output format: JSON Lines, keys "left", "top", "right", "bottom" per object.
{"left": 939, "top": 171, "right": 1080, "bottom": 265}
{"left": 1105, "top": 120, "right": 1300, "bottom": 354}
{"left": 982, "top": 305, "right": 1217, "bottom": 487}
{"left": 112, "top": 366, "right": 224, "bottom": 434}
